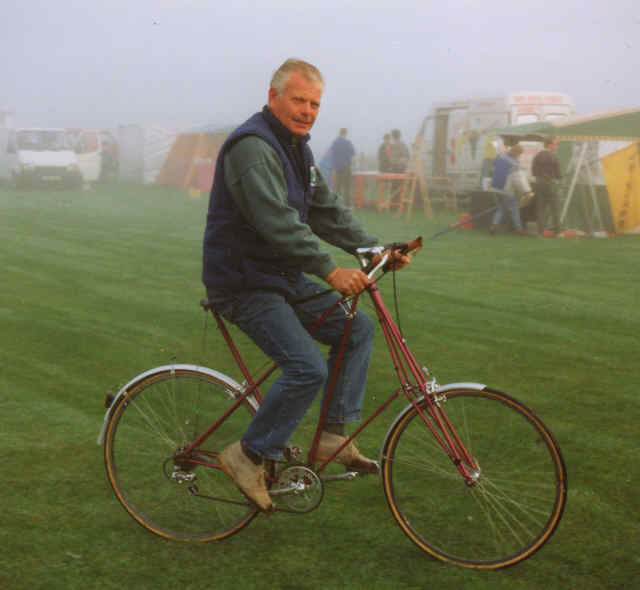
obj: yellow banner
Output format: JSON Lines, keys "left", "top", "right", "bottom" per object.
{"left": 601, "top": 143, "right": 640, "bottom": 234}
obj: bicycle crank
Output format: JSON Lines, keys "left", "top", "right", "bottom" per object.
{"left": 270, "top": 465, "right": 324, "bottom": 513}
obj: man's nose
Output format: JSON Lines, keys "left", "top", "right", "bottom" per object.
{"left": 300, "top": 101, "right": 313, "bottom": 116}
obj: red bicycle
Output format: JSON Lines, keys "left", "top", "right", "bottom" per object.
{"left": 99, "top": 238, "right": 567, "bottom": 570}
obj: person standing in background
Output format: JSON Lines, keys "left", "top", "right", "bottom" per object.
{"left": 489, "top": 144, "right": 528, "bottom": 235}
{"left": 532, "top": 137, "right": 563, "bottom": 237}
{"left": 387, "top": 129, "right": 410, "bottom": 204}
{"left": 329, "top": 128, "right": 355, "bottom": 206}
{"left": 377, "top": 133, "right": 392, "bottom": 172}
{"left": 317, "top": 149, "right": 334, "bottom": 190}
{"left": 389, "top": 129, "right": 409, "bottom": 173}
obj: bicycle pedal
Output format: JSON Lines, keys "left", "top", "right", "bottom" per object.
{"left": 344, "top": 460, "right": 380, "bottom": 475}
{"left": 321, "top": 471, "right": 358, "bottom": 482}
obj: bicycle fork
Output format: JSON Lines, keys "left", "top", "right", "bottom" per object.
{"left": 411, "top": 391, "right": 481, "bottom": 486}
{"left": 368, "top": 285, "right": 480, "bottom": 486}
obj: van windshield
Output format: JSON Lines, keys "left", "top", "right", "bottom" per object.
{"left": 16, "top": 130, "right": 72, "bottom": 151}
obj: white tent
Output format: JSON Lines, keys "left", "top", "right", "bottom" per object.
{"left": 117, "top": 124, "right": 181, "bottom": 184}
{"left": 117, "top": 122, "right": 232, "bottom": 185}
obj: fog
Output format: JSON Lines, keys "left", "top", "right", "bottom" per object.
{"left": 2, "top": 0, "right": 638, "bottom": 155}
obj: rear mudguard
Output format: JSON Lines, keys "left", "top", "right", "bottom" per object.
{"left": 96, "top": 364, "right": 249, "bottom": 445}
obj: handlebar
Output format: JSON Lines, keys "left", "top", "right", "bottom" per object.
{"left": 357, "top": 236, "right": 423, "bottom": 275}
{"left": 286, "top": 237, "right": 422, "bottom": 306}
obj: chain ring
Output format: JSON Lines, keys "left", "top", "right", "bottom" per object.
{"left": 271, "top": 465, "right": 324, "bottom": 513}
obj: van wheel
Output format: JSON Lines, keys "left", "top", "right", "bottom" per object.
{"left": 67, "top": 174, "right": 83, "bottom": 189}
{"left": 11, "top": 172, "right": 23, "bottom": 189}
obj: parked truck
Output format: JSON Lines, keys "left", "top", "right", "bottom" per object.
{"left": 421, "top": 91, "right": 575, "bottom": 199}
{"left": 0, "top": 128, "right": 82, "bottom": 188}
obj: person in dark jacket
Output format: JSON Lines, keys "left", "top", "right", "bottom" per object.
{"left": 377, "top": 133, "right": 392, "bottom": 172}
{"left": 202, "top": 58, "right": 408, "bottom": 512}
{"left": 532, "top": 137, "right": 563, "bottom": 236}
{"left": 329, "top": 128, "right": 355, "bottom": 206}
{"left": 389, "top": 129, "right": 409, "bottom": 172}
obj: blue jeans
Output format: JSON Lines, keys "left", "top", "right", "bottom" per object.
{"left": 206, "top": 274, "right": 375, "bottom": 460}
{"left": 492, "top": 193, "right": 522, "bottom": 230}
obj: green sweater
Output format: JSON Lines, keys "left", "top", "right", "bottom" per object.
{"left": 224, "top": 136, "right": 378, "bottom": 280}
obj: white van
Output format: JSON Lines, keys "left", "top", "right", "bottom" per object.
{"left": 421, "top": 91, "right": 575, "bottom": 196}
{"left": 2, "top": 128, "right": 83, "bottom": 188}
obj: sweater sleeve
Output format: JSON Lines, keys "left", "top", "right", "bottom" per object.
{"left": 224, "top": 136, "right": 338, "bottom": 279}
{"left": 307, "top": 170, "right": 378, "bottom": 253}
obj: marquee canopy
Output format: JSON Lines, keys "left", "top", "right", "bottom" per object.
{"left": 494, "top": 107, "right": 640, "bottom": 142}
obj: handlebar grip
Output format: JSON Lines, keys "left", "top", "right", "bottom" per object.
{"left": 362, "top": 236, "right": 422, "bottom": 274}
{"left": 387, "top": 237, "right": 423, "bottom": 255}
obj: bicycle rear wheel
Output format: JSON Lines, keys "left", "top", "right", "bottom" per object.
{"left": 104, "top": 367, "right": 258, "bottom": 542}
{"left": 381, "top": 387, "right": 567, "bottom": 569}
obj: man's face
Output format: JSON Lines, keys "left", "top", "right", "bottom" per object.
{"left": 268, "top": 71, "right": 323, "bottom": 136}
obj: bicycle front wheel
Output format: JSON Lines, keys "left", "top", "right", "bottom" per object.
{"left": 381, "top": 387, "right": 567, "bottom": 569}
{"left": 104, "top": 367, "right": 258, "bottom": 542}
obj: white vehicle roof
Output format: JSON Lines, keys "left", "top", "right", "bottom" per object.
{"left": 16, "top": 127, "right": 68, "bottom": 132}
{"left": 431, "top": 92, "right": 573, "bottom": 112}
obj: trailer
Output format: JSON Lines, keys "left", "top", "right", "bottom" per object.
{"left": 421, "top": 91, "right": 575, "bottom": 202}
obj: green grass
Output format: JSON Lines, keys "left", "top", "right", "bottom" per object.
{"left": 1, "top": 183, "right": 639, "bottom": 589}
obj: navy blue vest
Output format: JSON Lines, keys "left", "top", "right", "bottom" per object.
{"left": 202, "top": 109, "right": 316, "bottom": 295}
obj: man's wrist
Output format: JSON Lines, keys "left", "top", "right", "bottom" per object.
{"left": 325, "top": 267, "right": 340, "bottom": 282}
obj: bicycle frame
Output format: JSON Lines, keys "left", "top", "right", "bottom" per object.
{"left": 184, "top": 274, "right": 481, "bottom": 486}
{"left": 99, "top": 238, "right": 567, "bottom": 567}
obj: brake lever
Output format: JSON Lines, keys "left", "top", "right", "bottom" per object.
{"left": 367, "top": 253, "right": 389, "bottom": 279}
{"left": 358, "top": 237, "right": 422, "bottom": 275}
{"left": 356, "top": 245, "right": 385, "bottom": 269}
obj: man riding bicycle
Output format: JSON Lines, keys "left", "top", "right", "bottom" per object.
{"left": 202, "top": 58, "right": 408, "bottom": 512}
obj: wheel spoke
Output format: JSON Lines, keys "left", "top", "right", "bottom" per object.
{"left": 382, "top": 389, "right": 566, "bottom": 569}
{"left": 104, "top": 369, "right": 257, "bottom": 541}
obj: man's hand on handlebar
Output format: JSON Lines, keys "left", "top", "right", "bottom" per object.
{"left": 325, "top": 267, "right": 371, "bottom": 296}
{"left": 325, "top": 246, "right": 412, "bottom": 295}
{"left": 385, "top": 249, "right": 411, "bottom": 271}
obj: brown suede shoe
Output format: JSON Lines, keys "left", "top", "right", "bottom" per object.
{"left": 317, "top": 432, "right": 379, "bottom": 474}
{"left": 219, "top": 442, "right": 273, "bottom": 513}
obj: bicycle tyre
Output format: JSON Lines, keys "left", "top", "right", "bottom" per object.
{"left": 104, "top": 367, "right": 258, "bottom": 542}
{"left": 381, "top": 387, "right": 567, "bottom": 569}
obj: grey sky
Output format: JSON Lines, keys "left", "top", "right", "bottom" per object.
{"left": 2, "top": 0, "right": 638, "bottom": 155}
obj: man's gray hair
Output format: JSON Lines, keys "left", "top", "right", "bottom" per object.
{"left": 270, "top": 58, "right": 325, "bottom": 93}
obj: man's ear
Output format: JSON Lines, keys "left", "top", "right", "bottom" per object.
{"left": 268, "top": 87, "right": 278, "bottom": 107}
